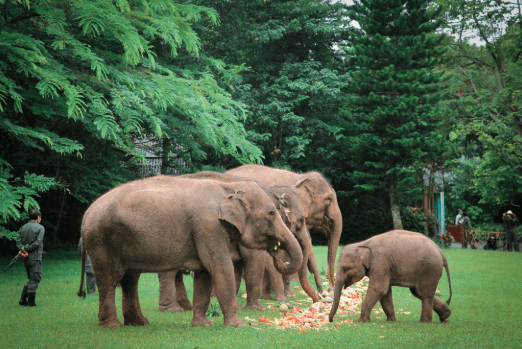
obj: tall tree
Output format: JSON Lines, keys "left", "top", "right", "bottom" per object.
{"left": 341, "top": 0, "right": 449, "bottom": 230}
{"left": 0, "top": 0, "right": 262, "bottom": 242}
{"left": 439, "top": 0, "right": 522, "bottom": 208}
{"left": 185, "top": 0, "right": 353, "bottom": 173}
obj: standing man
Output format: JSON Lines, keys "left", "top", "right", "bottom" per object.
{"left": 502, "top": 210, "right": 520, "bottom": 252}
{"left": 461, "top": 212, "right": 472, "bottom": 249}
{"left": 455, "top": 208, "right": 463, "bottom": 225}
{"left": 16, "top": 208, "right": 45, "bottom": 307}
{"left": 78, "top": 237, "right": 96, "bottom": 295}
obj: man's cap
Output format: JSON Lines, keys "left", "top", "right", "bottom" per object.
{"left": 507, "top": 210, "right": 513, "bottom": 214}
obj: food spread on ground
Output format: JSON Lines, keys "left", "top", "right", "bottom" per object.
{"left": 243, "top": 276, "right": 373, "bottom": 332}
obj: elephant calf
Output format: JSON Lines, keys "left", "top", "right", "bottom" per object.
{"left": 329, "top": 230, "right": 452, "bottom": 324}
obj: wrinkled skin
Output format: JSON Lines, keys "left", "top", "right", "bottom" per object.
{"left": 226, "top": 165, "right": 342, "bottom": 288}
{"left": 78, "top": 177, "right": 303, "bottom": 328}
{"left": 329, "top": 230, "right": 453, "bottom": 324}
{"left": 156, "top": 172, "right": 321, "bottom": 312}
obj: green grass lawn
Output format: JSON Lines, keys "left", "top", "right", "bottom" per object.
{"left": 1, "top": 246, "right": 521, "bottom": 349}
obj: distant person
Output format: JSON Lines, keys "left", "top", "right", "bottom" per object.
{"left": 78, "top": 238, "right": 97, "bottom": 295}
{"left": 16, "top": 208, "right": 45, "bottom": 307}
{"left": 461, "top": 212, "right": 472, "bottom": 249}
{"left": 502, "top": 210, "right": 520, "bottom": 252}
{"left": 455, "top": 208, "right": 463, "bottom": 225}
{"left": 483, "top": 235, "right": 498, "bottom": 251}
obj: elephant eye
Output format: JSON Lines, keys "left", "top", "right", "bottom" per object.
{"left": 269, "top": 210, "right": 277, "bottom": 218}
{"left": 324, "top": 197, "right": 332, "bottom": 205}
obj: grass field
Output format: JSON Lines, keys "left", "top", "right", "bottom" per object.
{"left": 1, "top": 246, "right": 521, "bottom": 349}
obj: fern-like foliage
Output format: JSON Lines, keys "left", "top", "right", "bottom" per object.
{"left": 0, "top": 0, "right": 262, "bottom": 240}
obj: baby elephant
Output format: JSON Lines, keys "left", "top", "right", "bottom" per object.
{"left": 329, "top": 230, "right": 452, "bottom": 323}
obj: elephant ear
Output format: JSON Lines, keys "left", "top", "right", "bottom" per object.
{"left": 278, "top": 192, "right": 289, "bottom": 207}
{"left": 219, "top": 191, "right": 248, "bottom": 234}
{"left": 358, "top": 246, "right": 372, "bottom": 270}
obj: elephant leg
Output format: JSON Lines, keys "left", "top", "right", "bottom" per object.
{"left": 158, "top": 270, "right": 185, "bottom": 313}
{"left": 409, "top": 287, "right": 434, "bottom": 323}
{"left": 121, "top": 271, "right": 149, "bottom": 326}
{"left": 282, "top": 274, "right": 295, "bottom": 298}
{"left": 260, "top": 273, "right": 274, "bottom": 300}
{"left": 433, "top": 296, "right": 451, "bottom": 323}
{"left": 211, "top": 262, "right": 245, "bottom": 327}
{"left": 92, "top": 254, "right": 123, "bottom": 328}
{"left": 233, "top": 263, "right": 243, "bottom": 310}
{"left": 175, "top": 270, "right": 193, "bottom": 311}
{"left": 357, "top": 283, "right": 385, "bottom": 322}
{"left": 243, "top": 252, "right": 267, "bottom": 311}
{"left": 379, "top": 286, "right": 396, "bottom": 321}
{"left": 191, "top": 270, "right": 213, "bottom": 327}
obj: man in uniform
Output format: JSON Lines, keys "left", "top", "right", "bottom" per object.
{"left": 502, "top": 210, "right": 520, "bottom": 252}
{"left": 78, "top": 237, "right": 96, "bottom": 295}
{"left": 16, "top": 208, "right": 45, "bottom": 307}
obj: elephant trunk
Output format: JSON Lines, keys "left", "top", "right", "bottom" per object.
{"left": 269, "top": 224, "right": 303, "bottom": 276}
{"left": 296, "top": 231, "right": 321, "bottom": 303}
{"left": 306, "top": 239, "right": 323, "bottom": 294}
{"left": 329, "top": 274, "right": 345, "bottom": 323}
{"left": 327, "top": 206, "right": 343, "bottom": 289}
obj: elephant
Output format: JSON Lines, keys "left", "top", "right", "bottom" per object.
{"left": 155, "top": 171, "right": 322, "bottom": 312}
{"left": 77, "top": 176, "right": 303, "bottom": 328}
{"left": 329, "top": 230, "right": 453, "bottom": 324}
{"left": 226, "top": 165, "right": 342, "bottom": 288}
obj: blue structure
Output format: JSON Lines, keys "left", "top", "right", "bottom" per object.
{"left": 435, "top": 192, "right": 446, "bottom": 236}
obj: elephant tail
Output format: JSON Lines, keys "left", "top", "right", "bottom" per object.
{"left": 442, "top": 254, "right": 452, "bottom": 305}
{"left": 77, "top": 236, "right": 87, "bottom": 298}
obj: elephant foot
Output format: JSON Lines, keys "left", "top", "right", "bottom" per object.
{"left": 438, "top": 308, "right": 451, "bottom": 323}
{"left": 179, "top": 302, "right": 193, "bottom": 311}
{"left": 246, "top": 301, "right": 266, "bottom": 311}
{"left": 260, "top": 293, "right": 275, "bottom": 300}
{"left": 98, "top": 319, "right": 123, "bottom": 328}
{"left": 386, "top": 316, "right": 397, "bottom": 322}
{"left": 274, "top": 295, "right": 288, "bottom": 302}
{"left": 355, "top": 317, "right": 370, "bottom": 323}
{"left": 159, "top": 303, "right": 185, "bottom": 313}
{"left": 124, "top": 315, "right": 150, "bottom": 326}
{"left": 224, "top": 316, "right": 245, "bottom": 327}
{"left": 236, "top": 302, "right": 244, "bottom": 311}
{"left": 191, "top": 317, "right": 213, "bottom": 327}
{"left": 284, "top": 290, "right": 296, "bottom": 298}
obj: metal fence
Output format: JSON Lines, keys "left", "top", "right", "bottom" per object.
{"left": 132, "top": 136, "right": 189, "bottom": 177}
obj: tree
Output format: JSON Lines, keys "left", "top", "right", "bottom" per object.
{"left": 0, "top": 0, "right": 263, "bottom": 243}
{"left": 184, "top": 0, "right": 353, "bottom": 173}
{"left": 341, "top": 0, "right": 449, "bottom": 230}
{"left": 439, "top": 0, "right": 522, "bottom": 208}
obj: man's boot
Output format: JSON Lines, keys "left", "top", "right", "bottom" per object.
{"left": 27, "top": 291, "right": 37, "bottom": 307}
{"left": 19, "top": 285, "right": 28, "bottom": 306}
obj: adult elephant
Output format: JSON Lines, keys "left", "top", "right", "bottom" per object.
{"left": 227, "top": 165, "right": 342, "bottom": 288}
{"left": 156, "top": 171, "right": 322, "bottom": 312}
{"left": 78, "top": 177, "right": 303, "bottom": 328}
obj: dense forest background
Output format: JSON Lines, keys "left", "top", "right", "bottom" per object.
{"left": 1, "top": 0, "right": 521, "bottom": 252}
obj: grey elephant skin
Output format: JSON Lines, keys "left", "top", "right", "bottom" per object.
{"left": 226, "top": 165, "right": 342, "bottom": 288}
{"left": 329, "top": 230, "right": 452, "bottom": 324}
{"left": 78, "top": 176, "right": 303, "bottom": 328}
{"left": 156, "top": 171, "right": 322, "bottom": 313}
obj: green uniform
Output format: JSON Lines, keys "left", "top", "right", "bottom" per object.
{"left": 503, "top": 216, "right": 520, "bottom": 252}
{"left": 78, "top": 238, "right": 96, "bottom": 294}
{"left": 16, "top": 221, "right": 45, "bottom": 291}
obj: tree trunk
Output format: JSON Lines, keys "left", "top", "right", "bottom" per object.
{"left": 419, "top": 168, "right": 429, "bottom": 236}
{"left": 390, "top": 185, "right": 403, "bottom": 230}
{"left": 161, "top": 137, "right": 171, "bottom": 175}
{"left": 52, "top": 190, "right": 66, "bottom": 245}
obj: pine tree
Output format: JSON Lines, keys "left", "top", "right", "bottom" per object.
{"left": 342, "top": 0, "right": 448, "bottom": 230}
